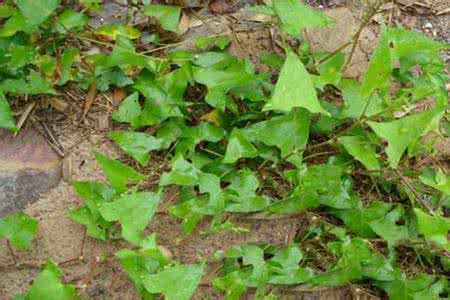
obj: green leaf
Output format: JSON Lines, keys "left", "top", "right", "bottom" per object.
{"left": 95, "top": 152, "right": 145, "bottom": 192}
{"left": 116, "top": 239, "right": 171, "bottom": 298}
{"left": 259, "top": 53, "right": 284, "bottom": 69}
{"left": 156, "top": 119, "right": 185, "bottom": 149}
{"left": 223, "top": 128, "right": 258, "bottom": 164}
{"left": 339, "top": 79, "right": 385, "bottom": 119}
{"left": 143, "top": 263, "right": 205, "bottom": 300}
{"left": 0, "top": 71, "right": 56, "bottom": 95}
{"left": 389, "top": 27, "right": 449, "bottom": 58}
{"left": 175, "top": 122, "right": 225, "bottom": 156}
{"left": 338, "top": 136, "right": 380, "bottom": 170}
{"left": 0, "top": 12, "right": 27, "bottom": 37}
{"left": 99, "top": 191, "right": 161, "bottom": 245}
{"left": 66, "top": 206, "right": 110, "bottom": 240}
{"left": 72, "top": 181, "right": 116, "bottom": 220}
{"left": 268, "top": 245, "right": 314, "bottom": 285}
{"left": 268, "top": 164, "right": 354, "bottom": 213}
{"left": 272, "top": 0, "right": 334, "bottom": 37}
{"left": 0, "top": 4, "right": 15, "bottom": 18}
{"left": 95, "top": 68, "right": 134, "bottom": 92}
{"left": 112, "top": 92, "right": 142, "bottom": 124}
{"left": 193, "top": 60, "right": 265, "bottom": 111}
{"left": 9, "top": 45, "right": 36, "bottom": 69}
{"left": 56, "top": 8, "right": 88, "bottom": 33}
{"left": 414, "top": 208, "right": 450, "bottom": 250}
{"left": 361, "top": 26, "right": 392, "bottom": 97}
{"left": 419, "top": 168, "right": 450, "bottom": 195}
{"left": 131, "top": 70, "right": 187, "bottom": 127}
{"left": 169, "top": 188, "right": 206, "bottom": 234}
{"left": 95, "top": 24, "right": 140, "bottom": 40}
{"left": 223, "top": 245, "right": 267, "bottom": 284}
{"left": 333, "top": 201, "right": 392, "bottom": 238}
{"left": 246, "top": 4, "right": 275, "bottom": 16}
{"left": 224, "top": 170, "right": 272, "bottom": 212}
{"left": 263, "top": 51, "right": 328, "bottom": 115}
{"left": 311, "top": 238, "right": 395, "bottom": 285}
{"left": 59, "top": 48, "right": 79, "bottom": 85}
{"left": 160, "top": 158, "right": 201, "bottom": 186}
{"left": 110, "top": 131, "right": 161, "bottom": 166}
{"left": 78, "top": 0, "right": 102, "bottom": 12}
{"left": 388, "top": 27, "right": 449, "bottom": 71}
{"left": 105, "top": 36, "right": 148, "bottom": 68}
{"left": 369, "top": 206, "right": 410, "bottom": 244}
{"left": 144, "top": 4, "right": 181, "bottom": 33}
{"left": 367, "top": 110, "right": 442, "bottom": 168}
{"left": 15, "top": 0, "right": 60, "bottom": 28}
{"left": 250, "top": 108, "right": 310, "bottom": 157}
{"left": 68, "top": 181, "right": 116, "bottom": 240}
{"left": 0, "top": 212, "right": 38, "bottom": 249}
{"left": 24, "top": 261, "right": 79, "bottom": 300}
{"left": 377, "top": 273, "right": 446, "bottom": 300}
{"left": 193, "top": 36, "right": 231, "bottom": 50}
{"left": 0, "top": 92, "right": 17, "bottom": 131}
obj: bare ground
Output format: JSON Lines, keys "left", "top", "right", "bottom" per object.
{"left": 1, "top": 0, "right": 449, "bottom": 299}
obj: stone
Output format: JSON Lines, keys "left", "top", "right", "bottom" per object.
{"left": 88, "top": 1, "right": 128, "bottom": 29}
{"left": 305, "top": 7, "right": 377, "bottom": 79}
{"left": 0, "top": 128, "right": 62, "bottom": 216}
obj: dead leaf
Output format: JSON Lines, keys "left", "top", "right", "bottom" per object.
{"left": 200, "top": 109, "right": 223, "bottom": 127}
{"left": 112, "top": 87, "right": 127, "bottom": 105}
{"left": 49, "top": 98, "right": 69, "bottom": 112}
{"left": 209, "top": 0, "right": 233, "bottom": 14}
{"left": 83, "top": 83, "right": 97, "bottom": 119}
{"left": 178, "top": 13, "right": 191, "bottom": 35}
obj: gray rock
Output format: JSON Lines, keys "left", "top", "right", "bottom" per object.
{"left": 88, "top": 1, "right": 128, "bottom": 29}
{"left": 0, "top": 128, "right": 62, "bottom": 216}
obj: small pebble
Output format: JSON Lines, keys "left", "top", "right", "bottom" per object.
{"left": 423, "top": 22, "right": 433, "bottom": 29}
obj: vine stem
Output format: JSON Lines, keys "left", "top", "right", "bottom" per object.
{"left": 394, "top": 169, "right": 435, "bottom": 215}
{"left": 6, "top": 240, "right": 17, "bottom": 265}
{"left": 314, "top": 41, "right": 352, "bottom": 66}
{"left": 342, "top": 0, "right": 385, "bottom": 72}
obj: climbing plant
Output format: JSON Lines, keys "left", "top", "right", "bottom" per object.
{"left": 0, "top": 0, "right": 449, "bottom": 299}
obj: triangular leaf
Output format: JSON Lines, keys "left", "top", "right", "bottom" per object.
{"left": 263, "top": 51, "right": 328, "bottom": 115}
{"left": 251, "top": 108, "right": 310, "bottom": 157}
{"left": 414, "top": 208, "right": 450, "bottom": 250}
{"left": 24, "top": 261, "right": 79, "bottom": 300}
{"left": 273, "top": 0, "right": 334, "bottom": 37}
{"left": 367, "top": 110, "right": 441, "bottom": 168}
{"left": 143, "top": 263, "right": 204, "bottom": 300}
{"left": 144, "top": 4, "right": 181, "bottom": 32}
{"left": 0, "top": 212, "right": 38, "bottom": 249}
{"left": 16, "top": 0, "right": 59, "bottom": 28}
{"left": 361, "top": 26, "right": 392, "bottom": 97}
{"left": 223, "top": 128, "right": 258, "bottom": 164}
{"left": 110, "top": 131, "right": 161, "bottom": 166}
{"left": 95, "top": 152, "right": 145, "bottom": 192}
{"left": 338, "top": 135, "right": 380, "bottom": 170}
{"left": 99, "top": 191, "right": 161, "bottom": 245}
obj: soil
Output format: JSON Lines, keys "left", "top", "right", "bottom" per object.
{"left": 1, "top": 0, "right": 449, "bottom": 299}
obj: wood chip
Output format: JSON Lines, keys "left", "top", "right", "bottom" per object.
{"left": 437, "top": 7, "right": 450, "bottom": 15}
{"left": 14, "top": 102, "right": 36, "bottom": 135}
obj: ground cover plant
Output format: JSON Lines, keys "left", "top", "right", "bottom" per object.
{"left": 0, "top": 0, "right": 449, "bottom": 299}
